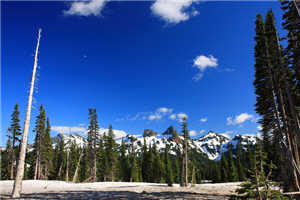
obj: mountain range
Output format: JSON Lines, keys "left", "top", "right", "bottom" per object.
{"left": 51, "top": 126, "right": 257, "bottom": 160}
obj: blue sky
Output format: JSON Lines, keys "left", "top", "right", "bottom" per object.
{"left": 1, "top": 1, "right": 286, "bottom": 146}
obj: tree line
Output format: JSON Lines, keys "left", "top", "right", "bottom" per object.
{"left": 2, "top": 104, "right": 262, "bottom": 185}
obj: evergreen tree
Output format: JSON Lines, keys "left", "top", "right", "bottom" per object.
{"left": 7, "top": 104, "right": 22, "bottom": 179}
{"left": 164, "top": 144, "right": 174, "bottom": 186}
{"left": 265, "top": 9, "right": 300, "bottom": 191}
{"left": 32, "top": 105, "right": 46, "bottom": 180}
{"left": 119, "top": 138, "right": 130, "bottom": 182}
{"left": 105, "top": 125, "right": 117, "bottom": 181}
{"left": 130, "top": 154, "right": 139, "bottom": 182}
{"left": 227, "top": 144, "right": 238, "bottom": 182}
{"left": 87, "top": 108, "right": 99, "bottom": 182}
{"left": 235, "top": 141, "right": 288, "bottom": 200}
{"left": 56, "top": 135, "right": 66, "bottom": 180}
{"left": 2, "top": 138, "right": 12, "bottom": 180}
{"left": 141, "top": 137, "right": 149, "bottom": 182}
{"left": 236, "top": 154, "right": 246, "bottom": 181}
{"left": 79, "top": 147, "right": 89, "bottom": 182}
{"left": 41, "top": 117, "right": 53, "bottom": 179}
{"left": 281, "top": 0, "right": 300, "bottom": 84}
{"left": 220, "top": 153, "right": 228, "bottom": 182}
{"left": 69, "top": 141, "right": 80, "bottom": 181}
{"left": 181, "top": 117, "right": 189, "bottom": 187}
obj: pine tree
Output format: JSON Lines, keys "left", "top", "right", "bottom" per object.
{"left": 181, "top": 117, "right": 189, "bottom": 187}
{"left": 265, "top": 9, "right": 300, "bottom": 191}
{"left": 119, "top": 138, "right": 130, "bottom": 182}
{"left": 41, "top": 117, "right": 53, "bottom": 179}
{"left": 220, "top": 153, "right": 228, "bottom": 182}
{"left": 164, "top": 144, "right": 174, "bottom": 186}
{"left": 97, "top": 136, "right": 106, "bottom": 181}
{"left": 33, "top": 105, "right": 46, "bottom": 180}
{"left": 56, "top": 135, "right": 66, "bottom": 180}
{"left": 130, "top": 154, "right": 139, "bottom": 182}
{"left": 212, "top": 162, "right": 221, "bottom": 183}
{"left": 105, "top": 125, "right": 117, "bottom": 181}
{"left": 2, "top": 138, "right": 12, "bottom": 180}
{"left": 87, "top": 108, "right": 99, "bottom": 182}
{"left": 152, "top": 143, "right": 164, "bottom": 183}
{"left": 7, "top": 104, "right": 22, "bottom": 179}
{"left": 235, "top": 141, "right": 288, "bottom": 200}
{"left": 141, "top": 137, "right": 149, "bottom": 182}
{"left": 227, "top": 144, "right": 238, "bottom": 182}
{"left": 281, "top": 0, "right": 300, "bottom": 84}
{"left": 236, "top": 153, "right": 246, "bottom": 181}
{"left": 79, "top": 147, "right": 89, "bottom": 182}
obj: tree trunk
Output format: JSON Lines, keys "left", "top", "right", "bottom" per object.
{"left": 11, "top": 28, "right": 42, "bottom": 198}
{"left": 92, "top": 158, "right": 97, "bottom": 182}
{"left": 34, "top": 155, "right": 38, "bottom": 180}
{"left": 293, "top": 0, "right": 300, "bottom": 18}
{"left": 57, "top": 162, "right": 63, "bottom": 179}
{"left": 72, "top": 150, "right": 83, "bottom": 183}
{"left": 66, "top": 151, "right": 69, "bottom": 182}
{"left": 185, "top": 147, "right": 188, "bottom": 186}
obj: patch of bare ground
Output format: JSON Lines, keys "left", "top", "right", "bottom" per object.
{"left": 0, "top": 180, "right": 241, "bottom": 199}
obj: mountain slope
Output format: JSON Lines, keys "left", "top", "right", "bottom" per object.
{"left": 51, "top": 127, "right": 257, "bottom": 160}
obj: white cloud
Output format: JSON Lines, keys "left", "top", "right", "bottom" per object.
{"left": 199, "top": 129, "right": 205, "bottom": 134}
{"left": 170, "top": 113, "right": 188, "bottom": 122}
{"left": 51, "top": 126, "right": 87, "bottom": 134}
{"left": 151, "top": 0, "right": 199, "bottom": 24}
{"left": 177, "top": 113, "right": 188, "bottom": 120}
{"left": 193, "top": 55, "right": 218, "bottom": 71}
{"left": 192, "top": 55, "right": 218, "bottom": 81}
{"left": 192, "top": 73, "right": 203, "bottom": 81}
{"left": 227, "top": 113, "right": 254, "bottom": 125}
{"left": 189, "top": 130, "right": 197, "bottom": 136}
{"left": 191, "top": 10, "right": 199, "bottom": 16}
{"left": 148, "top": 114, "right": 162, "bottom": 120}
{"left": 200, "top": 118, "right": 207, "bottom": 123}
{"left": 157, "top": 107, "right": 173, "bottom": 114}
{"left": 169, "top": 114, "right": 177, "bottom": 120}
{"left": 64, "top": 0, "right": 107, "bottom": 17}
{"left": 257, "top": 125, "right": 262, "bottom": 131}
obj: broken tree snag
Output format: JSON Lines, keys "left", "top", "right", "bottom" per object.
{"left": 11, "top": 28, "right": 42, "bottom": 198}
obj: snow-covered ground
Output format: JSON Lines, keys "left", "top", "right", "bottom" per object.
{"left": 0, "top": 180, "right": 241, "bottom": 199}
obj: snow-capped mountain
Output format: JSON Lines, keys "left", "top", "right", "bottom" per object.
{"left": 193, "top": 131, "right": 230, "bottom": 160}
{"left": 50, "top": 127, "right": 257, "bottom": 160}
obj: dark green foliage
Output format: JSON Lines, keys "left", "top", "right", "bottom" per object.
{"left": 232, "top": 142, "right": 288, "bottom": 200}
{"left": 220, "top": 153, "right": 228, "bottom": 182}
{"left": 164, "top": 144, "right": 174, "bottom": 186}
{"left": 130, "top": 154, "right": 139, "bottom": 182}
{"left": 87, "top": 108, "right": 99, "bottom": 181}
{"left": 7, "top": 104, "right": 22, "bottom": 179}
{"left": 227, "top": 144, "right": 238, "bottom": 182}
{"left": 105, "top": 125, "right": 118, "bottom": 181}
{"left": 42, "top": 117, "right": 53, "bottom": 178}
{"left": 119, "top": 138, "right": 130, "bottom": 182}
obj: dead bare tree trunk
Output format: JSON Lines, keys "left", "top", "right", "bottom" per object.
{"left": 57, "top": 162, "right": 63, "bottom": 179}
{"left": 72, "top": 149, "right": 83, "bottom": 183}
{"left": 11, "top": 28, "right": 42, "bottom": 198}
{"left": 10, "top": 157, "right": 14, "bottom": 180}
{"left": 293, "top": 0, "right": 300, "bottom": 18}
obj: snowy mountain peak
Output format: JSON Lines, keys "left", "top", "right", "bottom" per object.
{"left": 49, "top": 129, "right": 257, "bottom": 161}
